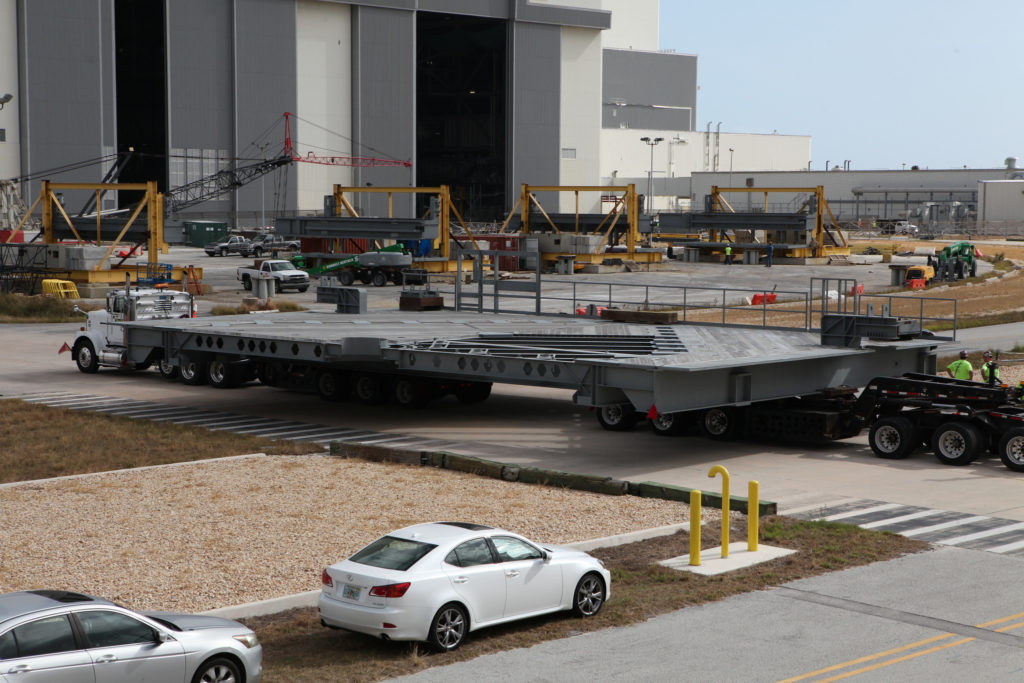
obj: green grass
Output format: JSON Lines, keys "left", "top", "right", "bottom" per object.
{"left": 0, "top": 399, "right": 323, "bottom": 483}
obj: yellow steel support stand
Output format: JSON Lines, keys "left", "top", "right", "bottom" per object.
{"left": 689, "top": 489, "right": 702, "bottom": 566}
{"left": 709, "top": 185, "right": 850, "bottom": 259}
{"left": 748, "top": 480, "right": 760, "bottom": 552}
{"left": 708, "top": 465, "right": 730, "bottom": 558}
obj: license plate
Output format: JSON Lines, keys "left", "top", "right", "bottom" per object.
{"left": 343, "top": 584, "right": 361, "bottom": 600}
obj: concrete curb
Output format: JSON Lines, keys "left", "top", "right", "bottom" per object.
{"left": 0, "top": 453, "right": 269, "bottom": 490}
{"left": 329, "top": 442, "right": 777, "bottom": 515}
{"left": 203, "top": 523, "right": 694, "bottom": 620}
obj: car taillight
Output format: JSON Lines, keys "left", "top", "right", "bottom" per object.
{"left": 369, "top": 582, "right": 410, "bottom": 598}
{"left": 321, "top": 569, "right": 333, "bottom": 588}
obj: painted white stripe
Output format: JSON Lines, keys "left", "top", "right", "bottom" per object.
{"left": 282, "top": 428, "right": 364, "bottom": 440}
{"left": 232, "top": 424, "right": 319, "bottom": 435}
{"left": 162, "top": 415, "right": 239, "bottom": 425}
{"left": 352, "top": 435, "right": 419, "bottom": 445}
{"left": 860, "top": 509, "right": 946, "bottom": 529}
{"left": 207, "top": 419, "right": 275, "bottom": 431}
{"left": 823, "top": 503, "right": 902, "bottom": 521}
{"left": 987, "top": 538, "right": 1024, "bottom": 554}
{"left": 941, "top": 522, "right": 1024, "bottom": 546}
{"left": 902, "top": 516, "right": 991, "bottom": 536}
{"left": 258, "top": 427, "right": 365, "bottom": 439}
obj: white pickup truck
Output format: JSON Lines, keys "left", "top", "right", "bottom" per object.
{"left": 236, "top": 259, "right": 310, "bottom": 293}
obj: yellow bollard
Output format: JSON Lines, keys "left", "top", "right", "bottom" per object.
{"left": 748, "top": 480, "right": 759, "bottom": 552}
{"left": 708, "top": 465, "right": 730, "bottom": 558}
{"left": 689, "top": 489, "right": 702, "bottom": 566}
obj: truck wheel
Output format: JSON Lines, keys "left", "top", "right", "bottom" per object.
{"left": 454, "top": 382, "right": 492, "bottom": 404}
{"left": 74, "top": 340, "right": 99, "bottom": 374}
{"left": 316, "top": 370, "right": 349, "bottom": 401}
{"left": 207, "top": 358, "right": 238, "bottom": 388}
{"left": 354, "top": 374, "right": 390, "bottom": 405}
{"left": 390, "top": 270, "right": 403, "bottom": 285}
{"left": 339, "top": 270, "right": 356, "bottom": 286}
{"left": 931, "top": 422, "right": 982, "bottom": 466}
{"left": 869, "top": 416, "right": 916, "bottom": 459}
{"left": 359, "top": 271, "right": 373, "bottom": 285}
{"left": 650, "top": 411, "right": 694, "bottom": 436}
{"left": 394, "top": 378, "right": 431, "bottom": 409}
{"left": 180, "top": 360, "right": 208, "bottom": 386}
{"left": 242, "top": 275, "right": 252, "bottom": 291}
{"left": 371, "top": 270, "right": 388, "bottom": 287}
{"left": 596, "top": 404, "right": 640, "bottom": 431}
{"left": 699, "top": 407, "right": 743, "bottom": 440}
{"left": 252, "top": 247, "right": 262, "bottom": 258}
{"left": 219, "top": 247, "right": 227, "bottom": 257}
{"left": 998, "top": 428, "right": 1024, "bottom": 472}
{"left": 158, "top": 359, "right": 180, "bottom": 380}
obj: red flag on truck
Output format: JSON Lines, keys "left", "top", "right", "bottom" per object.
{"left": 58, "top": 342, "right": 71, "bottom": 354}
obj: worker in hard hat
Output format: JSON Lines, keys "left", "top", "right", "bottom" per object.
{"left": 981, "top": 351, "right": 1001, "bottom": 386}
{"left": 946, "top": 350, "right": 974, "bottom": 380}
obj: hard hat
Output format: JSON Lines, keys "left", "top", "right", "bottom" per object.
{"left": 959, "top": 350, "right": 968, "bottom": 358}
{"left": 983, "top": 350, "right": 993, "bottom": 358}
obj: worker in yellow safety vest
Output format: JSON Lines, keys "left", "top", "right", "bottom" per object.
{"left": 946, "top": 350, "right": 973, "bottom": 380}
{"left": 724, "top": 245, "right": 733, "bottom": 265}
{"left": 981, "top": 351, "right": 1001, "bottom": 386}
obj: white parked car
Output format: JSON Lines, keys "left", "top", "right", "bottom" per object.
{"left": 318, "top": 522, "right": 610, "bottom": 651}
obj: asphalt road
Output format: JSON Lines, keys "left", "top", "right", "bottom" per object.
{"left": 6, "top": 248, "right": 1024, "bottom": 681}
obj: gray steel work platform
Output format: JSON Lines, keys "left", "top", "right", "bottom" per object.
{"left": 123, "top": 309, "right": 937, "bottom": 415}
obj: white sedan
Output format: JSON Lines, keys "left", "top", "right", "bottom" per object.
{"left": 318, "top": 522, "right": 610, "bottom": 651}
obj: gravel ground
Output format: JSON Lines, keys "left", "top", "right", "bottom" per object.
{"left": 0, "top": 455, "right": 705, "bottom": 613}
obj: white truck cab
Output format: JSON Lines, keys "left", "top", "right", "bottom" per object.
{"left": 71, "top": 284, "right": 195, "bottom": 373}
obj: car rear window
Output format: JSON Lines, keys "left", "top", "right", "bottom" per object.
{"left": 350, "top": 536, "right": 437, "bottom": 571}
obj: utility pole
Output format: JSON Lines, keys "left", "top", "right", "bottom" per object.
{"left": 640, "top": 136, "right": 663, "bottom": 214}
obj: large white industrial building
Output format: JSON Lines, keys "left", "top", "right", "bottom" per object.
{"left": 1, "top": 0, "right": 1018, "bottom": 232}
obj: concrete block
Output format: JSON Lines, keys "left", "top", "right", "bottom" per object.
{"left": 441, "top": 453, "right": 505, "bottom": 478}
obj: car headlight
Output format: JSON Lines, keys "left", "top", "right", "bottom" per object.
{"left": 233, "top": 633, "right": 259, "bottom": 648}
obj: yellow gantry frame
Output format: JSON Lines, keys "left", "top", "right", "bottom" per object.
{"left": 500, "top": 184, "right": 658, "bottom": 263}
{"left": 16, "top": 180, "right": 169, "bottom": 269}
{"left": 332, "top": 185, "right": 484, "bottom": 263}
{"left": 709, "top": 185, "right": 849, "bottom": 258}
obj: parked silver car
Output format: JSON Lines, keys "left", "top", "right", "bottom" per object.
{"left": 0, "top": 590, "right": 261, "bottom": 682}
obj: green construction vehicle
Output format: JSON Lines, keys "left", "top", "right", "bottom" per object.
{"left": 935, "top": 241, "right": 978, "bottom": 280}
{"left": 295, "top": 244, "right": 414, "bottom": 287}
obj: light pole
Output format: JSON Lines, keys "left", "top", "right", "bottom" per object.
{"left": 728, "top": 147, "right": 735, "bottom": 188}
{"left": 640, "top": 136, "right": 663, "bottom": 214}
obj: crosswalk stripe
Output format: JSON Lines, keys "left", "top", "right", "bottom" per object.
{"left": 859, "top": 509, "right": 946, "bottom": 529}
{"left": 822, "top": 503, "right": 902, "bottom": 521}
{"left": 941, "top": 522, "right": 1024, "bottom": 546}
{"left": 902, "top": 516, "right": 992, "bottom": 536}
{"left": 988, "top": 538, "right": 1024, "bottom": 554}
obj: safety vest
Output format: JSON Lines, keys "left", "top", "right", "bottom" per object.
{"left": 947, "top": 359, "right": 972, "bottom": 380}
{"left": 982, "top": 362, "right": 1001, "bottom": 382}
{"left": 725, "top": 246, "right": 732, "bottom": 255}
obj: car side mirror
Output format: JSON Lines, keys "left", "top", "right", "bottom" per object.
{"left": 156, "top": 631, "right": 175, "bottom": 643}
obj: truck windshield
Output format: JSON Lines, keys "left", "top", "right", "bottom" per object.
{"left": 269, "top": 262, "right": 290, "bottom": 271}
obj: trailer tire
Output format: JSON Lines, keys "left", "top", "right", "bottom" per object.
{"left": 931, "top": 421, "right": 982, "bottom": 466}
{"left": 371, "top": 270, "right": 388, "bottom": 287}
{"left": 207, "top": 358, "right": 238, "bottom": 388}
{"left": 359, "top": 271, "right": 372, "bottom": 285}
{"left": 316, "top": 370, "right": 349, "bottom": 401}
{"left": 650, "top": 411, "right": 694, "bottom": 436}
{"left": 339, "top": 270, "right": 356, "bottom": 286}
{"left": 394, "top": 378, "right": 432, "bottom": 408}
{"left": 699, "top": 407, "right": 743, "bottom": 440}
{"left": 241, "top": 275, "right": 252, "bottom": 291}
{"left": 454, "top": 382, "right": 492, "bottom": 404}
{"left": 998, "top": 428, "right": 1024, "bottom": 472}
{"left": 158, "top": 359, "right": 180, "bottom": 380}
{"left": 869, "top": 416, "right": 916, "bottom": 459}
{"left": 180, "top": 360, "right": 208, "bottom": 386}
{"left": 354, "top": 374, "right": 390, "bottom": 405}
{"left": 74, "top": 340, "right": 99, "bottom": 374}
{"left": 596, "top": 404, "right": 640, "bottom": 431}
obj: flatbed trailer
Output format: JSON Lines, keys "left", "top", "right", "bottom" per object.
{"left": 78, "top": 307, "right": 1024, "bottom": 470}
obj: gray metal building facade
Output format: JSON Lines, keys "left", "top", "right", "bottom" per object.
{"left": 13, "top": 0, "right": 610, "bottom": 223}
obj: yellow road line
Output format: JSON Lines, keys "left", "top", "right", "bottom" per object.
{"left": 777, "top": 611, "right": 1024, "bottom": 683}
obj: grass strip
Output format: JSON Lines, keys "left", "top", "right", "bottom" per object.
{"left": 0, "top": 399, "right": 322, "bottom": 483}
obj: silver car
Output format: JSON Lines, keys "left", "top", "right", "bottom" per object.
{"left": 0, "top": 590, "right": 261, "bottom": 682}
